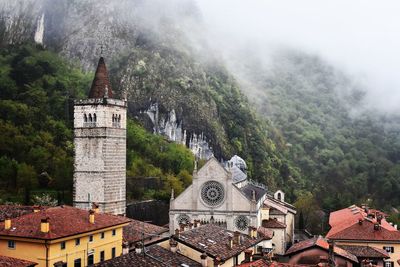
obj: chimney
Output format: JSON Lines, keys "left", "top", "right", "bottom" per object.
{"left": 41, "top": 217, "right": 50, "bottom": 233}
{"left": 213, "top": 257, "right": 222, "bottom": 267}
{"left": 234, "top": 231, "right": 240, "bottom": 245}
{"left": 175, "top": 228, "right": 180, "bottom": 237}
{"left": 189, "top": 223, "right": 193, "bottom": 230}
{"left": 358, "top": 219, "right": 363, "bottom": 225}
{"left": 251, "top": 190, "right": 256, "bottom": 202}
{"left": 194, "top": 220, "right": 199, "bottom": 228}
{"left": 374, "top": 223, "right": 381, "bottom": 231}
{"left": 200, "top": 252, "right": 208, "bottom": 267}
{"left": 170, "top": 239, "right": 178, "bottom": 253}
{"left": 33, "top": 205, "right": 41, "bottom": 213}
{"left": 228, "top": 236, "right": 233, "bottom": 249}
{"left": 92, "top": 203, "right": 100, "bottom": 213}
{"left": 327, "top": 240, "right": 335, "bottom": 266}
{"left": 179, "top": 223, "right": 185, "bottom": 232}
{"left": 135, "top": 242, "right": 143, "bottom": 254}
{"left": 4, "top": 217, "right": 11, "bottom": 230}
{"left": 89, "top": 209, "right": 95, "bottom": 224}
{"left": 244, "top": 249, "right": 253, "bottom": 263}
{"left": 122, "top": 241, "right": 129, "bottom": 255}
{"left": 377, "top": 215, "right": 382, "bottom": 225}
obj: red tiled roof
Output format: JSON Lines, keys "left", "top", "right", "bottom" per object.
{"left": 88, "top": 57, "right": 113, "bottom": 99}
{"left": 94, "top": 245, "right": 202, "bottom": 267}
{"left": 285, "top": 236, "right": 358, "bottom": 263}
{"left": 327, "top": 219, "right": 400, "bottom": 241}
{"left": 262, "top": 219, "right": 286, "bottom": 229}
{"left": 239, "top": 260, "right": 314, "bottom": 267}
{"left": 174, "top": 224, "right": 264, "bottom": 261}
{"left": 0, "top": 206, "right": 130, "bottom": 240}
{"left": 123, "top": 219, "right": 168, "bottom": 245}
{"left": 327, "top": 205, "right": 395, "bottom": 238}
{"left": 0, "top": 255, "right": 37, "bottom": 267}
{"left": 338, "top": 245, "right": 389, "bottom": 258}
{"left": 257, "top": 226, "right": 274, "bottom": 239}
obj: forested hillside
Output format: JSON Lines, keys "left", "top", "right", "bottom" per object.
{"left": 236, "top": 51, "right": 400, "bottom": 213}
{"left": 0, "top": 45, "right": 195, "bottom": 204}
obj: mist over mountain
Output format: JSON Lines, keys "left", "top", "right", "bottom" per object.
{"left": 0, "top": 0, "right": 399, "bottom": 219}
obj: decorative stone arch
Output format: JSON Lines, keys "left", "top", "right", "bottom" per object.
{"left": 84, "top": 114, "right": 88, "bottom": 122}
{"left": 274, "top": 190, "right": 285, "bottom": 202}
{"left": 93, "top": 113, "right": 97, "bottom": 122}
{"left": 88, "top": 113, "right": 92, "bottom": 122}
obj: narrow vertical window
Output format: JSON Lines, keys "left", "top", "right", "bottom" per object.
{"left": 89, "top": 114, "right": 92, "bottom": 122}
{"left": 93, "top": 113, "right": 97, "bottom": 122}
{"left": 84, "top": 114, "right": 87, "bottom": 122}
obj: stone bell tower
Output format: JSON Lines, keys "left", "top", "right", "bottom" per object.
{"left": 73, "top": 57, "right": 127, "bottom": 215}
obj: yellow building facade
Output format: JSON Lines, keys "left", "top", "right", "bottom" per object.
{"left": 0, "top": 206, "right": 130, "bottom": 267}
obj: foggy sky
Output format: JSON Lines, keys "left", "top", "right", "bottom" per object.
{"left": 195, "top": 0, "right": 400, "bottom": 113}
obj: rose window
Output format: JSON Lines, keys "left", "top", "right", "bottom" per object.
{"left": 177, "top": 214, "right": 190, "bottom": 225}
{"left": 235, "top": 215, "right": 249, "bottom": 231}
{"left": 201, "top": 181, "right": 225, "bottom": 207}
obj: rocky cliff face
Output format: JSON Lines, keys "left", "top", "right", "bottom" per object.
{"left": 0, "top": 0, "right": 290, "bottom": 186}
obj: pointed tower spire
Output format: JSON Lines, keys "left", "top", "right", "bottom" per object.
{"left": 88, "top": 57, "right": 113, "bottom": 99}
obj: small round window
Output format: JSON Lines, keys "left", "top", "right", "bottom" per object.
{"left": 177, "top": 214, "right": 190, "bottom": 225}
{"left": 235, "top": 215, "right": 249, "bottom": 231}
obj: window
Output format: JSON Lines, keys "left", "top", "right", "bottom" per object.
{"left": 384, "top": 246, "right": 394, "bottom": 253}
{"left": 112, "top": 229, "right": 116, "bottom": 236}
{"left": 60, "top": 241, "right": 66, "bottom": 250}
{"left": 385, "top": 261, "right": 394, "bottom": 267}
{"left": 84, "top": 114, "right": 87, "bottom": 122}
{"left": 89, "top": 235, "right": 93, "bottom": 242}
{"left": 7, "top": 240, "right": 15, "bottom": 249}
{"left": 100, "top": 232, "right": 105, "bottom": 239}
{"left": 89, "top": 114, "right": 92, "bottom": 122}
{"left": 74, "top": 258, "right": 81, "bottom": 267}
{"left": 87, "top": 254, "right": 94, "bottom": 266}
{"left": 100, "top": 251, "right": 105, "bottom": 262}
{"left": 111, "top": 247, "right": 116, "bottom": 258}
{"left": 75, "top": 238, "right": 80, "bottom": 246}
{"left": 93, "top": 113, "right": 97, "bottom": 122}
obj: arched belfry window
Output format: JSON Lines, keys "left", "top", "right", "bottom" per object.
{"left": 93, "top": 113, "right": 97, "bottom": 122}
{"left": 118, "top": 114, "right": 121, "bottom": 122}
{"left": 84, "top": 114, "right": 87, "bottom": 122}
{"left": 277, "top": 192, "right": 282, "bottom": 201}
{"left": 89, "top": 114, "right": 92, "bottom": 122}
{"left": 112, "top": 114, "right": 115, "bottom": 122}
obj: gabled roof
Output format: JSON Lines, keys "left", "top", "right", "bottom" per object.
{"left": 0, "top": 256, "right": 37, "bottom": 267}
{"left": 337, "top": 245, "right": 389, "bottom": 259}
{"left": 262, "top": 219, "right": 286, "bottom": 229}
{"left": 285, "top": 236, "right": 358, "bottom": 263}
{"left": 88, "top": 57, "right": 113, "bottom": 99}
{"left": 269, "top": 207, "right": 286, "bottom": 216}
{"left": 0, "top": 205, "right": 130, "bottom": 240}
{"left": 326, "top": 219, "right": 400, "bottom": 241}
{"left": 173, "top": 224, "right": 264, "bottom": 261}
{"left": 257, "top": 226, "right": 274, "bottom": 239}
{"left": 94, "top": 245, "right": 202, "bottom": 267}
{"left": 123, "top": 219, "right": 168, "bottom": 245}
{"left": 328, "top": 205, "right": 395, "bottom": 235}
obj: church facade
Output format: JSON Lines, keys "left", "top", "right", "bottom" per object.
{"left": 73, "top": 57, "right": 127, "bottom": 215}
{"left": 169, "top": 156, "right": 296, "bottom": 255}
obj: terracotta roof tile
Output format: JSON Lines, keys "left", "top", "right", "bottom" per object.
{"left": 241, "top": 184, "right": 266, "bottom": 202}
{"left": 174, "top": 224, "right": 263, "bottom": 261}
{"left": 286, "top": 236, "right": 358, "bottom": 263}
{"left": 338, "top": 245, "right": 389, "bottom": 258}
{"left": 94, "top": 245, "right": 202, "bottom": 267}
{"left": 0, "top": 206, "right": 130, "bottom": 240}
{"left": 327, "top": 219, "right": 400, "bottom": 241}
{"left": 88, "top": 57, "right": 113, "bottom": 99}
{"left": 262, "top": 219, "right": 286, "bottom": 229}
{"left": 123, "top": 219, "right": 168, "bottom": 245}
{"left": 0, "top": 255, "right": 37, "bottom": 267}
{"left": 327, "top": 205, "right": 395, "bottom": 238}
{"left": 257, "top": 226, "right": 274, "bottom": 239}
{"left": 239, "top": 260, "right": 314, "bottom": 267}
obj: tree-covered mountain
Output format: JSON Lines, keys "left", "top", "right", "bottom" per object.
{"left": 0, "top": 45, "right": 195, "bottom": 204}
{"left": 0, "top": 0, "right": 399, "bottom": 228}
{"left": 233, "top": 50, "right": 400, "bottom": 212}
